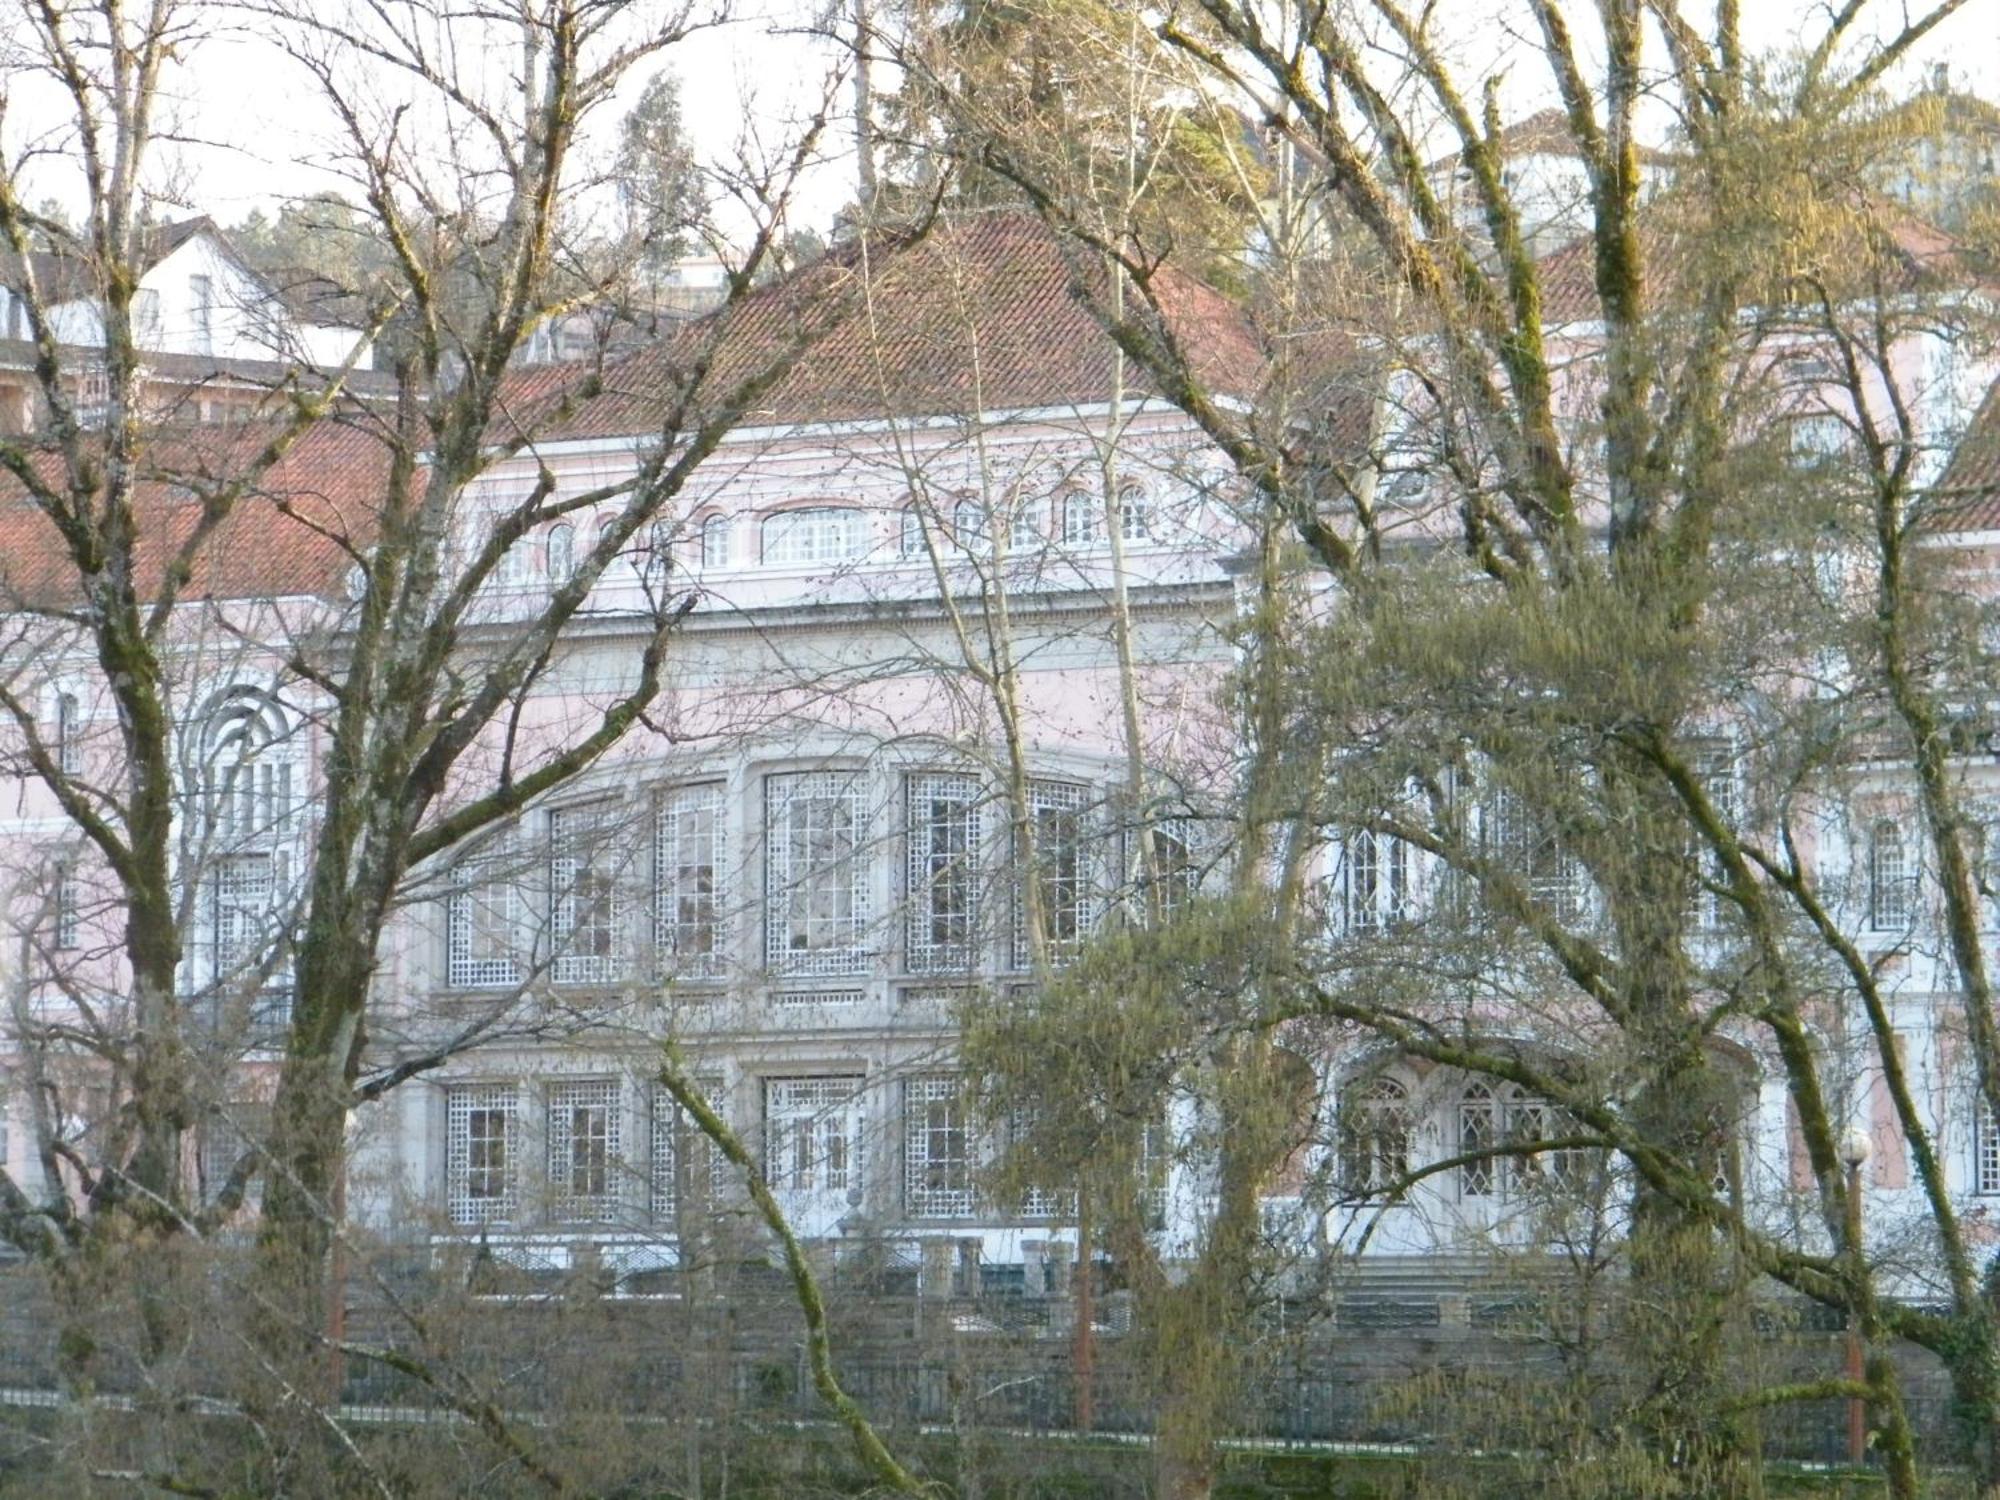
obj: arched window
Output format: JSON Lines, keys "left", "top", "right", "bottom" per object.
{"left": 898, "top": 505, "right": 928, "bottom": 559}
{"left": 1868, "top": 817, "right": 1913, "bottom": 930}
{"left": 54, "top": 692, "right": 80, "bottom": 775}
{"left": 952, "top": 500, "right": 990, "bottom": 556}
{"left": 1010, "top": 499, "right": 1042, "bottom": 551}
{"left": 762, "top": 507, "right": 865, "bottom": 566}
{"left": 700, "top": 513, "right": 731, "bottom": 569}
{"left": 641, "top": 521, "right": 676, "bottom": 588}
{"left": 1061, "top": 491, "right": 1104, "bottom": 548}
{"left": 1458, "top": 1081, "right": 1495, "bottom": 1198}
{"left": 1338, "top": 1076, "right": 1412, "bottom": 1198}
{"left": 194, "top": 689, "right": 296, "bottom": 1007}
{"left": 1115, "top": 486, "right": 1150, "bottom": 542}
{"left": 546, "top": 522, "right": 575, "bottom": 584}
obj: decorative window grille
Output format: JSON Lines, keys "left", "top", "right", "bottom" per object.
{"left": 198, "top": 1103, "right": 269, "bottom": 1207}
{"left": 54, "top": 693, "right": 81, "bottom": 775}
{"left": 1979, "top": 1105, "right": 2000, "bottom": 1195}
{"left": 1868, "top": 817, "right": 1914, "bottom": 931}
{"left": 1458, "top": 1079, "right": 1591, "bottom": 1200}
{"left": 447, "top": 1084, "right": 518, "bottom": 1225}
{"left": 649, "top": 1077, "right": 726, "bottom": 1221}
{"left": 1003, "top": 1104, "right": 1070, "bottom": 1219}
{"left": 1061, "top": 491, "right": 1104, "bottom": 548}
{"left": 1135, "top": 818, "right": 1200, "bottom": 918}
{"left": 904, "top": 1076, "right": 976, "bottom": 1219}
{"left": 1789, "top": 412, "right": 1851, "bottom": 466}
{"left": 1013, "top": 780, "right": 1090, "bottom": 969}
{"left": 1487, "top": 789, "right": 1582, "bottom": 922}
{"left": 447, "top": 831, "right": 524, "bottom": 988}
{"left": 655, "top": 784, "right": 725, "bottom": 978}
{"left": 551, "top": 803, "right": 625, "bottom": 983}
{"left": 1342, "top": 830, "right": 1408, "bottom": 933}
{"left": 546, "top": 522, "right": 575, "bottom": 583}
{"left": 700, "top": 514, "right": 731, "bottom": 569}
{"left": 761, "top": 507, "right": 866, "bottom": 566}
{"left": 906, "top": 773, "right": 980, "bottom": 971}
{"left": 52, "top": 865, "right": 78, "bottom": 951}
{"left": 546, "top": 1079, "right": 621, "bottom": 1222}
{"left": 208, "top": 853, "right": 276, "bottom": 976}
{"left": 1337, "top": 1076, "right": 1412, "bottom": 1197}
{"left": 1692, "top": 741, "right": 1741, "bottom": 931}
{"left": 764, "top": 1076, "right": 863, "bottom": 1194}
{"left": 771, "top": 989, "right": 865, "bottom": 1007}
{"left": 764, "top": 772, "right": 872, "bottom": 976}
{"left": 1459, "top": 1082, "right": 1496, "bottom": 1198}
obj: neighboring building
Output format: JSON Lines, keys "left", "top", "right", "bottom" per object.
{"left": 0, "top": 218, "right": 383, "bottom": 431}
{"left": 6, "top": 177, "right": 2000, "bottom": 1308}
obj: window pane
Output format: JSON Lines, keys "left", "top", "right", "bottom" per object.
{"left": 765, "top": 773, "right": 872, "bottom": 975}
{"left": 656, "top": 784, "right": 726, "bottom": 977}
{"left": 907, "top": 774, "right": 980, "bottom": 971}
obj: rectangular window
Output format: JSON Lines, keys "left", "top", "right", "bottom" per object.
{"left": 764, "top": 1076, "right": 863, "bottom": 1195}
{"left": 198, "top": 1103, "right": 269, "bottom": 1208}
{"left": 190, "top": 273, "right": 214, "bottom": 353}
{"left": 447, "top": 1084, "right": 517, "bottom": 1225}
{"left": 1487, "top": 789, "right": 1581, "bottom": 923}
{"left": 656, "top": 784, "right": 725, "bottom": 978}
{"left": 52, "top": 865, "right": 78, "bottom": 951}
{"left": 447, "top": 831, "right": 524, "bottom": 988}
{"left": 906, "top": 773, "right": 980, "bottom": 971}
{"left": 904, "top": 1076, "right": 976, "bottom": 1219}
{"left": 1693, "top": 741, "right": 1740, "bottom": 932}
{"left": 54, "top": 693, "right": 81, "bottom": 776}
{"left": 551, "top": 803, "right": 625, "bottom": 984}
{"left": 1979, "top": 1105, "right": 2000, "bottom": 1196}
{"left": 1868, "top": 817, "right": 1914, "bottom": 931}
{"left": 765, "top": 772, "right": 872, "bottom": 976}
{"left": 649, "top": 1077, "right": 727, "bottom": 1222}
{"left": 1013, "top": 780, "right": 1090, "bottom": 969}
{"left": 546, "top": 1079, "right": 620, "bottom": 1222}
{"left": 208, "top": 853, "right": 275, "bottom": 975}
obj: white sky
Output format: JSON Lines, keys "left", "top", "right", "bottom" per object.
{"left": 9, "top": 0, "right": 1998, "bottom": 243}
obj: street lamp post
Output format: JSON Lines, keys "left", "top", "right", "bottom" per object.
{"left": 1840, "top": 1126, "right": 1872, "bottom": 1468}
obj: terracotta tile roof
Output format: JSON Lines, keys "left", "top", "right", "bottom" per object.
{"left": 1930, "top": 376, "right": 2000, "bottom": 531}
{"left": 1427, "top": 107, "right": 1672, "bottom": 175}
{"left": 1532, "top": 192, "right": 1970, "bottom": 327}
{"left": 0, "top": 213, "right": 1268, "bottom": 605}
{"left": 0, "top": 417, "right": 392, "bottom": 607}
{"left": 544, "top": 211, "right": 1266, "bottom": 439}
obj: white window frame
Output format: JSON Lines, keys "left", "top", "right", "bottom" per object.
{"left": 655, "top": 783, "right": 725, "bottom": 979}
{"left": 761, "top": 507, "right": 866, "bottom": 566}
{"left": 1013, "top": 780, "right": 1092, "bottom": 969}
{"left": 550, "top": 802, "right": 626, "bottom": 984}
{"left": 764, "top": 1076, "right": 864, "bottom": 1196}
{"left": 545, "top": 1078, "right": 621, "bottom": 1223}
{"left": 1978, "top": 1101, "right": 2000, "bottom": 1196}
{"left": 52, "top": 863, "right": 79, "bottom": 952}
{"left": 1060, "top": 490, "right": 1104, "bottom": 548}
{"left": 1342, "top": 829, "right": 1409, "bottom": 933}
{"left": 1692, "top": 739, "right": 1740, "bottom": 932}
{"left": 904, "top": 1075, "right": 977, "bottom": 1219}
{"left": 446, "top": 829, "right": 525, "bottom": 989}
{"left": 54, "top": 692, "right": 81, "bottom": 776}
{"left": 650, "top": 1076, "right": 726, "bottom": 1222}
{"left": 446, "top": 1083, "right": 519, "bottom": 1226}
{"left": 1868, "top": 816, "right": 1914, "bottom": 932}
{"left": 1114, "top": 486, "right": 1150, "bottom": 543}
{"left": 764, "top": 772, "right": 872, "bottom": 976}
{"left": 700, "top": 513, "right": 731, "bottom": 569}
{"left": 906, "top": 772, "right": 981, "bottom": 972}
{"left": 1487, "top": 788, "right": 1582, "bottom": 923}
{"left": 546, "top": 521, "right": 575, "bottom": 583}
{"left": 1338, "top": 1075, "right": 1412, "bottom": 1199}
